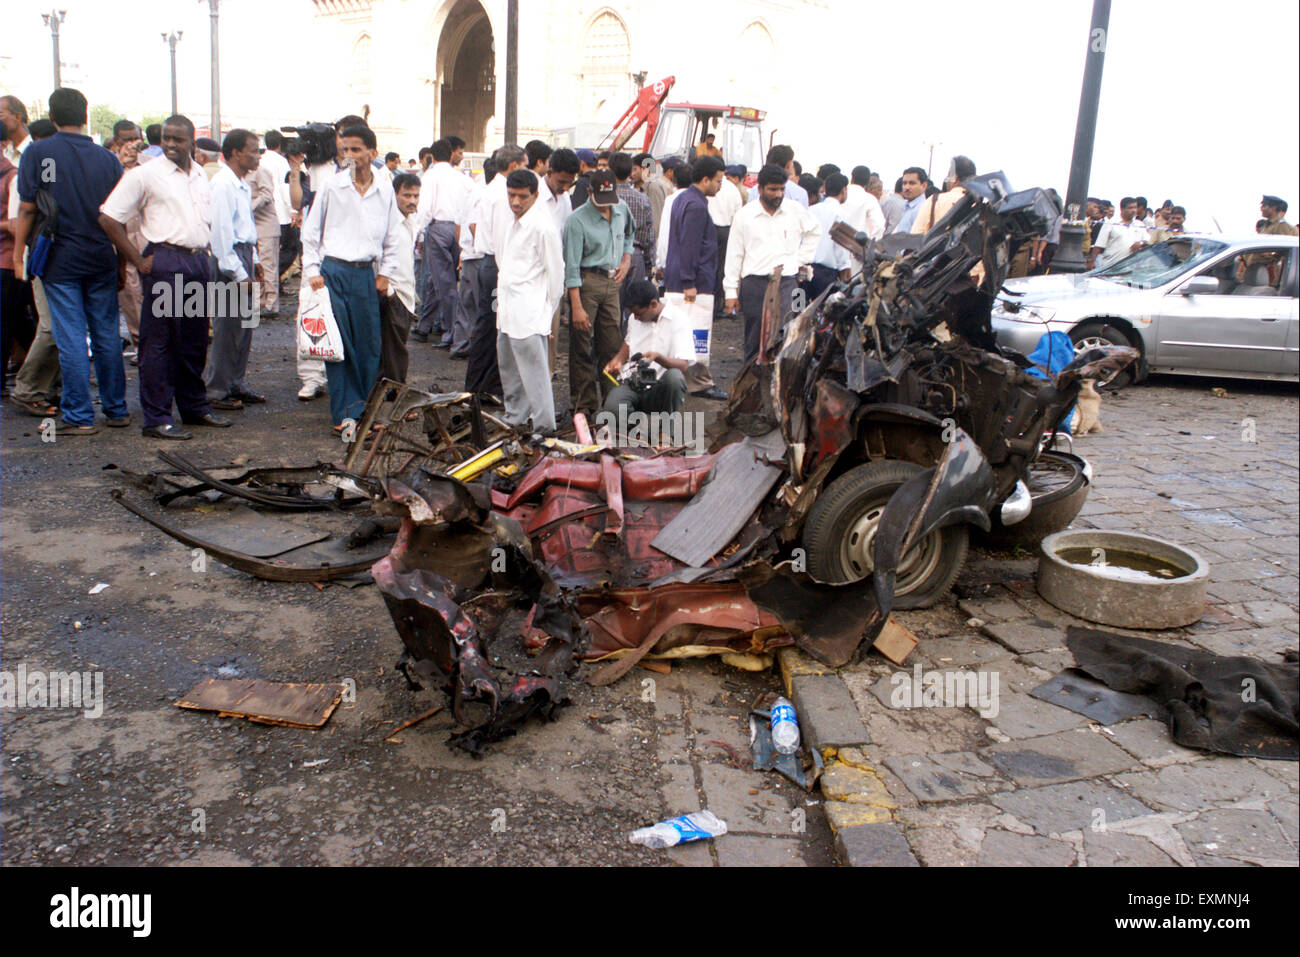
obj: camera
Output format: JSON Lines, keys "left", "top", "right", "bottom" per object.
{"left": 620, "top": 353, "right": 658, "bottom": 395}
{"left": 280, "top": 123, "right": 337, "bottom": 167}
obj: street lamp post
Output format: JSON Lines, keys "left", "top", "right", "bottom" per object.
{"left": 206, "top": 0, "right": 221, "bottom": 138}
{"left": 42, "top": 9, "right": 67, "bottom": 89}
{"left": 162, "top": 31, "right": 183, "bottom": 115}
{"left": 1053, "top": 0, "right": 1111, "bottom": 273}
{"left": 504, "top": 0, "right": 518, "bottom": 145}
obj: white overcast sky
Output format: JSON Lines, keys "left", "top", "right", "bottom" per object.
{"left": 2, "top": 0, "right": 1296, "bottom": 234}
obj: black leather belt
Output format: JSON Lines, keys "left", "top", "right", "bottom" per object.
{"left": 581, "top": 266, "right": 617, "bottom": 278}
{"left": 151, "top": 241, "right": 207, "bottom": 256}
{"left": 324, "top": 256, "right": 374, "bottom": 269}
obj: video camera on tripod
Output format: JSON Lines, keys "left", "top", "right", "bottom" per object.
{"left": 280, "top": 123, "right": 337, "bottom": 167}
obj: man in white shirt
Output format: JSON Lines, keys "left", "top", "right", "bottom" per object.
{"left": 600, "top": 280, "right": 693, "bottom": 418}
{"left": 412, "top": 138, "right": 469, "bottom": 346}
{"left": 99, "top": 114, "right": 223, "bottom": 439}
{"left": 288, "top": 116, "right": 363, "bottom": 401}
{"left": 536, "top": 147, "right": 578, "bottom": 373}
{"left": 841, "top": 166, "right": 886, "bottom": 245}
{"left": 257, "top": 130, "right": 293, "bottom": 317}
{"left": 379, "top": 172, "right": 421, "bottom": 383}
{"left": 465, "top": 144, "right": 526, "bottom": 397}
{"left": 450, "top": 169, "right": 485, "bottom": 359}
{"left": 808, "top": 172, "right": 852, "bottom": 300}
{"left": 708, "top": 163, "right": 744, "bottom": 315}
{"left": 1093, "top": 197, "right": 1149, "bottom": 269}
{"left": 495, "top": 169, "right": 563, "bottom": 433}
{"left": 301, "top": 124, "right": 406, "bottom": 431}
{"left": 724, "top": 163, "right": 821, "bottom": 364}
{"left": 205, "top": 129, "right": 265, "bottom": 412}
{"left": 654, "top": 164, "right": 691, "bottom": 274}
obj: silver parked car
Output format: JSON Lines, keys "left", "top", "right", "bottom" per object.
{"left": 991, "top": 234, "right": 1299, "bottom": 388}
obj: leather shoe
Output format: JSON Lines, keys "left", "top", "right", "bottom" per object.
{"left": 141, "top": 424, "right": 192, "bottom": 440}
{"left": 691, "top": 386, "right": 730, "bottom": 401}
{"left": 410, "top": 330, "right": 429, "bottom": 343}
{"left": 233, "top": 390, "right": 266, "bottom": 404}
{"left": 183, "top": 413, "right": 233, "bottom": 428}
{"left": 210, "top": 396, "right": 244, "bottom": 410}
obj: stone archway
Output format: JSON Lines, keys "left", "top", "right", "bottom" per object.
{"left": 437, "top": 0, "right": 495, "bottom": 152}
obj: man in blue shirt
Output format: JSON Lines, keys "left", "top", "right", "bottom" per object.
{"left": 747, "top": 144, "right": 809, "bottom": 209}
{"left": 664, "top": 155, "right": 728, "bottom": 400}
{"left": 204, "top": 129, "right": 266, "bottom": 411}
{"left": 13, "top": 87, "right": 127, "bottom": 434}
{"left": 892, "top": 167, "right": 929, "bottom": 234}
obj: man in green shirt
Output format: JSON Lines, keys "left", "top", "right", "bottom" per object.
{"left": 562, "top": 169, "right": 633, "bottom": 418}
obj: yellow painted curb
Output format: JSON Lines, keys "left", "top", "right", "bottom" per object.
{"left": 824, "top": 800, "right": 894, "bottom": 832}
{"left": 776, "top": 646, "right": 831, "bottom": 697}
{"left": 820, "top": 761, "right": 899, "bottom": 809}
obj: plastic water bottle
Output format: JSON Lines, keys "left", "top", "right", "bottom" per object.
{"left": 770, "top": 696, "right": 800, "bottom": 754}
{"left": 628, "top": 811, "right": 727, "bottom": 849}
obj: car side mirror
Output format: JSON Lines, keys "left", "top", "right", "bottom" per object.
{"left": 1181, "top": 276, "right": 1219, "bottom": 296}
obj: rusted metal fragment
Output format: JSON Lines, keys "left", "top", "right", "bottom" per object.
{"left": 157, "top": 451, "right": 365, "bottom": 511}
{"left": 111, "top": 489, "right": 393, "bottom": 582}
{"left": 374, "top": 513, "right": 582, "bottom": 755}
{"left": 651, "top": 432, "right": 786, "bottom": 568}
{"left": 175, "top": 678, "right": 345, "bottom": 728}
{"left": 806, "top": 379, "right": 861, "bottom": 476}
{"left": 581, "top": 582, "right": 786, "bottom": 686}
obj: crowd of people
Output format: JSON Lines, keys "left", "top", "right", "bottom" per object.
{"left": 2, "top": 91, "right": 1295, "bottom": 440}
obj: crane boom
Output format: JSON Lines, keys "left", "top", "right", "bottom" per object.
{"left": 598, "top": 75, "right": 675, "bottom": 153}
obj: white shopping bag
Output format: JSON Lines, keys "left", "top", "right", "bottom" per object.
{"left": 296, "top": 282, "right": 345, "bottom": 363}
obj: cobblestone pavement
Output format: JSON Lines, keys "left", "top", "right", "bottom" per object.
{"left": 829, "top": 377, "right": 1300, "bottom": 866}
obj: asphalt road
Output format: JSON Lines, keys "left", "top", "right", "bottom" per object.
{"left": 0, "top": 282, "right": 837, "bottom": 866}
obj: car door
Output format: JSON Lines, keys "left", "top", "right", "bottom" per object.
{"left": 1154, "top": 247, "right": 1293, "bottom": 375}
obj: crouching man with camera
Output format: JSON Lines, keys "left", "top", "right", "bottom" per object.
{"left": 601, "top": 279, "right": 693, "bottom": 420}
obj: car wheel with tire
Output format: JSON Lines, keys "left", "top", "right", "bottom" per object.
{"left": 1069, "top": 320, "right": 1136, "bottom": 390}
{"left": 801, "top": 460, "right": 969, "bottom": 609}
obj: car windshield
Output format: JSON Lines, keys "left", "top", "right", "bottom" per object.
{"left": 1089, "top": 238, "right": 1228, "bottom": 289}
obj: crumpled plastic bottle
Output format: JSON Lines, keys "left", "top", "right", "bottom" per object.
{"left": 628, "top": 810, "right": 728, "bottom": 849}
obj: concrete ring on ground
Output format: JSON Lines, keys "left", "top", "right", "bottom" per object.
{"left": 1037, "top": 529, "right": 1210, "bottom": 629}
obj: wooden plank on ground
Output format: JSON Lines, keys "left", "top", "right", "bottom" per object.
{"left": 175, "top": 678, "right": 346, "bottom": 728}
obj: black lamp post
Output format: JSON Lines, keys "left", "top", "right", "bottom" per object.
{"left": 1053, "top": 0, "right": 1111, "bottom": 273}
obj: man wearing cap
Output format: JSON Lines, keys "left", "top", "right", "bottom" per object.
{"left": 562, "top": 169, "right": 634, "bottom": 419}
{"left": 1259, "top": 196, "right": 1298, "bottom": 237}
{"left": 195, "top": 137, "right": 222, "bottom": 180}
{"left": 1242, "top": 196, "right": 1296, "bottom": 286}
{"left": 570, "top": 149, "right": 598, "bottom": 210}
{"left": 725, "top": 163, "right": 820, "bottom": 365}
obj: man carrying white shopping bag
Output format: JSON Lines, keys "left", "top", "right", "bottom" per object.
{"left": 300, "top": 125, "right": 405, "bottom": 435}
{"left": 663, "top": 156, "right": 728, "bottom": 400}
{"left": 296, "top": 283, "right": 344, "bottom": 363}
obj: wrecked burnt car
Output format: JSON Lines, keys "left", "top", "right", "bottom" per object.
{"left": 339, "top": 173, "right": 1138, "bottom": 750}
{"left": 731, "top": 172, "right": 1135, "bottom": 607}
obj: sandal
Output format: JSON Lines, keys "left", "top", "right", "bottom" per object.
{"left": 9, "top": 395, "right": 58, "bottom": 417}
